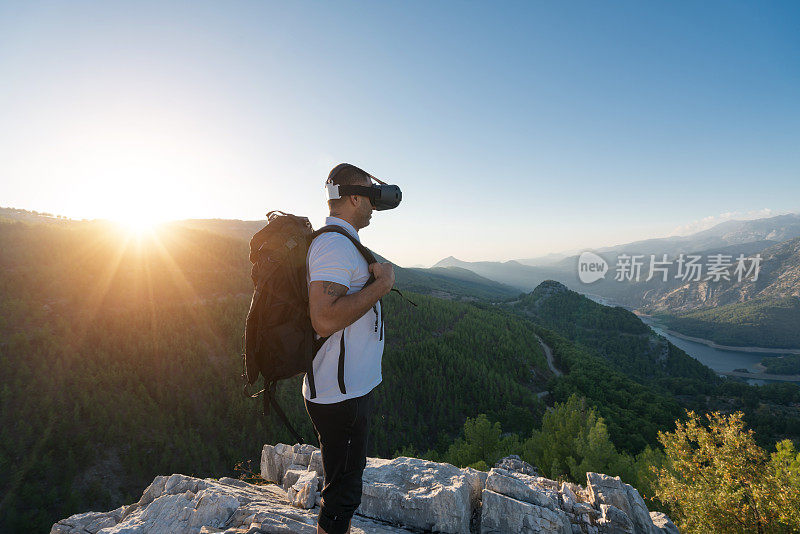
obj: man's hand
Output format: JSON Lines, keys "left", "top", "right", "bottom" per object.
{"left": 369, "top": 262, "right": 395, "bottom": 295}
{"left": 309, "top": 265, "right": 392, "bottom": 337}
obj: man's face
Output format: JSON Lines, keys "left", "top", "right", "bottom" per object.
{"left": 355, "top": 183, "right": 374, "bottom": 228}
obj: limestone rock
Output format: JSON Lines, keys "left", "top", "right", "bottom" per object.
{"left": 261, "top": 443, "right": 322, "bottom": 488}
{"left": 494, "top": 454, "right": 538, "bottom": 477}
{"left": 479, "top": 489, "right": 571, "bottom": 534}
{"left": 139, "top": 476, "right": 169, "bottom": 507}
{"left": 598, "top": 504, "right": 634, "bottom": 534}
{"left": 104, "top": 488, "right": 239, "bottom": 533}
{"left": 54, "top": 444, "right": 679, "bottom": 534}
{"left": 50, "top": 507, "right": 126, "bottom": 534}
{"left": 587, "top": 473, "right": 658, "bottom": 534}
{"left": 260, "top": 444, "right": 283, "bottom": 485}
{"left": 282, "top": 466, "right": 308, "bottom": 492}
{"left": 531, "top": 476, "right": 559, "bottom": 491}
{"left": 560, "top": 482, "right": 577, "bottom": 513}
{"left": 358, "top": 456, "right": 472, "bottom": 534}
{"left": 272, "top": 443, "right": 296, "bottom": 484}
{"left": 623, "top": 483, "right": 659, "bottom": 534}
{"left": 52, "top": 474, "right": 410, "bottom": 534}
{"left": 484, "top": 468, "right": 558, "bottom": 510}
{"left": 650, "top": 511, "right": 680, "bottom": 534}
{"left": 462, "top": 466, "right": 488, "bottom": 510}
{"left": 292, "top": 444, "right": 317, "bottom": 468}
{"left": 572, "top": 501, "right": 598, "bottom": 520}
{"left": 307, "top": 450, "right": 324, "bottom": 480}
{"left": 286, "top": 471, "right": 318, "bottom": 509}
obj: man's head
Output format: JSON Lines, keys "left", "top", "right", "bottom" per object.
{"left": 326, "top": 163, "right": 374, "bottom": 230}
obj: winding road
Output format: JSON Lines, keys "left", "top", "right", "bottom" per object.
{"left": 534, "top": 334, "right": 563, "bottom": 399}
{"left": 535, "top": 334, "right": 562, "bottom": 377}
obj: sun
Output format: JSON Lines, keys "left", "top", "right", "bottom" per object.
{"left": 111, "top": 212, "right": 167, "bottom": 235}
{"left": 119, "top": 216, "right": 158, "bottom": 234}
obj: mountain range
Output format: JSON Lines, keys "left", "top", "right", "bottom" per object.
{"left": 434, "top": 213, "right": 800, "bottom": 292}
{"left": 432, "top": 214, "right": 800, "bottom": 348}
{"left": 3, "top": 206, "right": 798, "bottom": 348}
{"left": 2, "top": 208, "right": 800, "bottom": 533}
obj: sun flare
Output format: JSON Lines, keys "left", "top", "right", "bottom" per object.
{"left": 112, "top": 213, "right": 166, "bottom": 235}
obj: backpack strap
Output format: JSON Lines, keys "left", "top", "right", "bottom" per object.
{"left": 311, "top": 225, "right": 417, "bottom": 324}
{"left": 310, "top": 226, "right": 382, "bottom": 390}
{"left": 264, "top": 381, "right": 306, "bottom": 445}
{"left": 312, "top": 225, "right": 378, "bottom": 269}
{"left": 311, "top": 226, "right": 380, "bottom": 333}
{"left": 311, "top": 225, "right": 417, "bottom": 305}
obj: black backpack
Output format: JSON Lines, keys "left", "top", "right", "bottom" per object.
{"left": 242, "top": 210, "right": 381, "bottom": 443}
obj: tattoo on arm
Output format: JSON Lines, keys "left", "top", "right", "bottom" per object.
{"left": 322, "top": 281, "right": 348, "bottom": 298}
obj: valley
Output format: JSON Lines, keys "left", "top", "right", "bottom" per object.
{"left": 2, "top": 209, "right": 800, "bottom": 532}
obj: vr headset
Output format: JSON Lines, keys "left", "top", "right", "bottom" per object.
{"left": 325, "top": 163, "right": 402, "bottom": 211}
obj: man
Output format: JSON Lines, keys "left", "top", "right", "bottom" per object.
{"left": 304, "top": 163, "right": 395, "bottom": 534}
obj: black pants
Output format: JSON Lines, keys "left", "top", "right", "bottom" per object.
{"left": 305, "top": 390, "right": 374, "bottom": 534}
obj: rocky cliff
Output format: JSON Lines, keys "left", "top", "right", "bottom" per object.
{"left": 51, "top": 443, "right": 679, "bottom": 534}
{"left": 644, "top": 236, "right": 800, "bottom": 312}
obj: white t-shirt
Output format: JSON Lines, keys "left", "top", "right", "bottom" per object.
{"left": 302, "top": 216, "right": 384, "bottom": 404}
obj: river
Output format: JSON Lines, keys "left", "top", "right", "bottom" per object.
{"left": 583, "top": 293, "right": 798, "bottom": 385}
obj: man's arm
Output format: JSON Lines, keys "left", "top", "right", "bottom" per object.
{"left": 309, "top": 262, "right": 395, "bottom": 338}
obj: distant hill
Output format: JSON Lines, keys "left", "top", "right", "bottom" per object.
{"left": 0, "top": 206, "right": 77, "bottom": 225}
{"left": 636, "top": 237, "right": 800, "bottom": 348}
{"left": 652, "top": 296, "right": 800, "bottom": 349}
{"left": 501, "top": 280, "right": 800, "bottom": 453}
{"left": 515, "top": 251, "right": 574, "bottom": 266}
{"left": 432, "top": 256, "right": 563, "bottom": 291}
{"left": 591, "top": 212, "right": 800, "bottom": 258}
{"left": 644, "top": 236, "right": 800, "bottom": 311}
{"left": 499, "top": 280, "right": 705, "bottom": 452}
{"left": 562, "top": 238, "right": 792, "bottom": 310}
{"left": 431, "top": 215, "right": 800, "bottom": 348}
{"left": 505, "top": 280, "right": 717, "bottom": 385}
{"left": 171, "top": 218, "right": 266, "bottom": 242}
{"left": 393, "top": 265, "right": 519, "bottom": 300}
{"left": 175, "top": 219, "right": 518, "bottom": 300}
{"left": 433, "top": 213, "right": 800, "bottom": 292}
{"left": 0, "top": 210, "right": 513, "bottom": 303}
{"left": 3, "top": 214, "right": 799, "bottom": 532}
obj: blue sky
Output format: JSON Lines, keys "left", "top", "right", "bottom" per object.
{"left": 1, "top": 1, "right": 798, "bottom": 266}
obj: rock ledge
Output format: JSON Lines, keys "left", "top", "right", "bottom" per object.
{"left": 51, "top": 444, "right": 679, "bottom": 534}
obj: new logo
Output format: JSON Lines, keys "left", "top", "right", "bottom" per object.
{"left": 578, "top": 251, "right": 608, "bottom": 284}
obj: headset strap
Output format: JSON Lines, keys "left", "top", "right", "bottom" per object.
{"left": 328, "top": 184, "right": 378, "bottom": 201}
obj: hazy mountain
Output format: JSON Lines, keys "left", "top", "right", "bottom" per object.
{"left": 4, "top": 214, "right": 799, "bottom": 532}
{"left": 427, "top": 215, "right": 800, "bottom": 349}
{"left": 0, "top": 209, "right": 514, "bottom": 304}
{"left": 174, "top": 221, "right": 520, "bottom": 300}
{"left": 0, "top": 206, "right": 78, "bottom": 225}
{"left": 568, "top": 240, "right": 782, "bottom": 309}
{"left": 172, "top": 218, "right": 266, "bottom": 242}
{"left": 432, "top": 256, "right": 565, "bottom": 291}
{"left": 432, "top": 213, "right": 800, "bottom": 304}
{"left": 394, "top": 266, "right": 519, "bottom": 300}
{"left": 592, "top": 213, "right": 800, "bottom": 258}
{"left": 644, "top": 236, "right": 800, "bottom": 312}
{"left": 515, "top": 251, "right": 574, "bottom": 266}
{"left": 639, "top": 237, "right": 800, "bottom": 348}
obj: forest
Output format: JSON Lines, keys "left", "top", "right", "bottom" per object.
{"left": 0, "top": 218, "right": 553, "bottom": 531}
{"left": 653, "top": 296, "right": 800, "bottom": 349}
{"left": 762, "top": 354, "right": 800, "bottom": 375}
{"left": 1, "top": 215, "right": 799, "bottom": 533}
